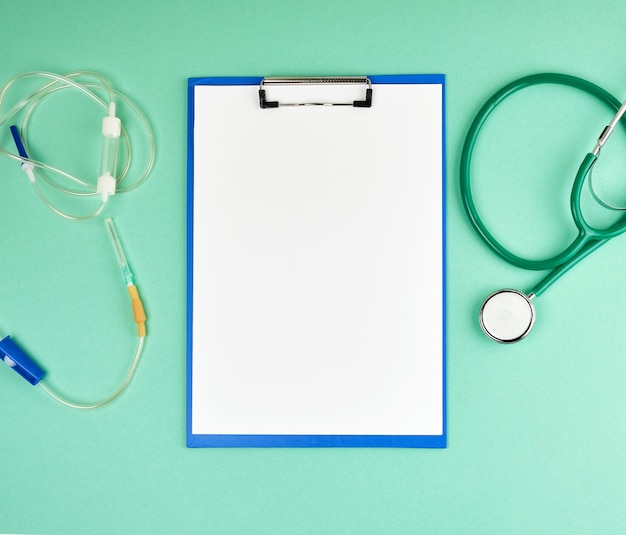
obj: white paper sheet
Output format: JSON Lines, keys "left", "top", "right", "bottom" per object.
{"left": 188, "top": 77, "right": 445, "bottom": 445}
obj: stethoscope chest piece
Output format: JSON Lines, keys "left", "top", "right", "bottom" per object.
{"left": 479, "top": 289, "right": 535, "bottom": 343}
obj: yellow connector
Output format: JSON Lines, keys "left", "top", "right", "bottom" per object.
{"left": 128, "top": 284, "right": 146, "bottom": 337}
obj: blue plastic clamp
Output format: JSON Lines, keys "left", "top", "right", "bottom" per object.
{"left": 0, "top": 335, "right": 45, "bottom": 385}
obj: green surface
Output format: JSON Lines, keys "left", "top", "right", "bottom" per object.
{"left": 2, "top": 0, "right": 626, "bottom": 533}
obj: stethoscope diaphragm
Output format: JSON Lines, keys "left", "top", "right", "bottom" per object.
{"left": 479, "top": 289, "right": 535, "bottom": 343}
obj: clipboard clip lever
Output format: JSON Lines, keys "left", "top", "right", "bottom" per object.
{"left": 259, "top": 77, "right": 373, "bottom": 109}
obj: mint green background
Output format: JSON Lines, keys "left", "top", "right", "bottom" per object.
{"left": 2, "top": 1, "right": 626, "bottom": 533}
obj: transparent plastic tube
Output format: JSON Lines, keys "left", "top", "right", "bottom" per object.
{"left": 0, "top": 71, "right": 156, "bottom": 219}
{"left": 38, "top": 337, "right": 145, "bottom": 410}
{"left": 99, "top": 134, "right": 119, "bottom": 180}
{"left": 0, "top": 73, "right": 153, "bottom": 408}
{"left": 35, "top": 218, "right": 147, "bottom": 409}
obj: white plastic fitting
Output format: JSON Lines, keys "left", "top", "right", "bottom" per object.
{"left": 97, "top": 102, "right": 121, "bottom": 202}
{"left": 21, "top": 161, "right": 36, "bottom": 183}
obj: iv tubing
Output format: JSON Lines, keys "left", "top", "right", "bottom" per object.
{"left": 36, "top": 216, "right": 147, "bottom": 410}
{"left": 38, "top": 337, "right": 145, "bottom": 410}
{"left": 0, "top": 71, "right": 155, "bottom": 220}
{"left": 0, "top": 72, "right": 153, "bottom": 409}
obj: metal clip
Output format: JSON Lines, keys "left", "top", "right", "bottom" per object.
{"left": 259, "top": 77, "right": 373, "bottom": 108}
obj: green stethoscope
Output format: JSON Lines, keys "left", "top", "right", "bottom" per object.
{"left": 461, "top": 73, "right": 626, "bottom": 343}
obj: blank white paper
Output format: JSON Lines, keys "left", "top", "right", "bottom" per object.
{"left": 190, "top": 80, "right": 444, "bottom": 437}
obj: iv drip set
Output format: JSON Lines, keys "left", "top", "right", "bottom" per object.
{"left": 0, "top": 71, "right": 155, "bottom": 409}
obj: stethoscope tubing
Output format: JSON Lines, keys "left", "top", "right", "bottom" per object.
{"left": 460, "top": 73, "right": 626, "bottom": 297}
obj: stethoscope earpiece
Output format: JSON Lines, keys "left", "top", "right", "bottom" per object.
{"left": 479, "top": 289, "right": 535, "bottom": 343}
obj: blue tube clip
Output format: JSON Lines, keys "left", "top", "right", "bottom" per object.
{"left": 0, "top": 335, "right": 45, "bottom": 385}
{"left": 10, "top": 125, "right": 29, "bottom": 159}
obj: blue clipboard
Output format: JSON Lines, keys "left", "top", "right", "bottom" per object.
{"left": 187, "top": 74, "right": 446, "bottom": 448}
